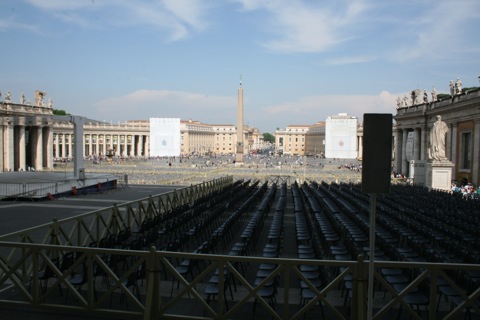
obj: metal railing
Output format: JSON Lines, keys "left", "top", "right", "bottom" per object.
{"left": 0, "top": 242, "right": 479, "bottom": 320}
{"left": 0, "top": 176, "right": 233, "bottom": 246}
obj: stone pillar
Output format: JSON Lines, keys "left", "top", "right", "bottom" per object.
{"left": 3, "top": 124, "right": 14, "bottom": 171}
{"left": 145, "top": 135, "right": 149, "bottom": 157}
{"left": 102, "top": 134, "right": 106, "bottom": 156}
{"left": 54, "top": 133, "right": 59, "bottom": 159}
{"left": 136, "top": 135, "right": 141, "bottom": 157}
{"left": 35, "top": 126, "right": 43, "bottom": 170}
{"left": 95, "top": 134, "right": 99, "bottom": 156}
{"left": 87, "top": 135, "right": 92, "bottom": 156}
{"left": 421, "top": 127, "right": 427, "bottom": 161}
{"left": 394, "top": 129, "right": 402, "bottom": 173}
{"left": 357, "top": 135, "right": 363, "bottom": 159}
{"left": 413, "top": 128, "right": 421, "bottom": 160}
{"left": 401, "top": 129, "right": 408, "bottom": 175}
{"left": 0, "top": 125, "right": 4, "bottom": 171}
{"left": 115, "top": 135, "right": 119, "bottom": 156}
{"left": 62, "top": 134, "right": 65, "bottom": 158}
{"left": 45, "top": 126, "right": 53, "bottom": 169}
{"left": 18, "top": 125, "right": 26, "bottom": 171}
{"left": 124, "top": 135, "right": 128, "bottom": 156}
{"left": 67, "top": 134, "right": 72, "bottom": 158}
{"left": 449, "top": 124, "right": 457, "bottom": 164}
{"left": 472, "top": 120, "right": 480, "bottom": 185}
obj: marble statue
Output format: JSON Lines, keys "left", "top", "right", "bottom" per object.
{"left": 48, "top": 98, "right": 53, "bottom": 108}
{"left": 431, "top": 86, "right": 437, "bottom": 102}
{"left": 5, "top": 91, "right": 11, "bottom": 102}
{"left": 396, "top": 97, "right": 401, "bottom": 109}
{"left": 449, "top": 80, "right": 455, "bottom": 96}
{"left": 411, "top": 90, "right": 417, "bottom": 106}
{"left": 423, "top": 90, "right": 428, "bottom": 104}
{"left": 402, "top": 95, "right": 408, "bottom": 108}
{"left": 20, "top": 93, "right": 25, "bottom": 104}
{"left": 428, "top": 115, "right": 449, "bottom": 161}
{"left": 455, "top": 78, "right": 462, "bottom": 95}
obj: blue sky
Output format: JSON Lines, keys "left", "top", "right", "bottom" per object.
{"left": 1, "top": 0, "right": 479, "bottom": 133}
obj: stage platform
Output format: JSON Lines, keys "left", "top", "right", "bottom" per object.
{"left": 0, "top": 171, "right": 119, "bottom": 200}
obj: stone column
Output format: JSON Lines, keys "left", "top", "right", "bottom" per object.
{"left": 45, "top": 126, "right": 53, "bottom": 168}
{"left": 54, "top": 133, "right": 59, "bottom": 159}
{"left": 420, "top": 127, "right": 427, "bottom": 161}
{"left": 413, "top": 128, "right": 421, "bottom": 160}
{"left": 401, "top": 129, "right": 408, "bottom": 175}
{"left": 116, "top": 135, "right": 121, "bottom": 156}
{"left": 357, "top": 135, "right": 363, "bottom": 159}
{"left": 145, "top": 135, "right": 149, "bottom": 157}
{"left": 102, "top": 134, "right": 106, "bottom": 156}
{"left": 136, "top": 135, "right": 141, "bottom": 156}
{"left": 95, "top": 133, "right": 102, "bottom": 156}
{"left": 124, "top": 135, "right": 128, "bottom": 156}
{"left": 394, "top": 129, "right": 402, "bottom": 174}
{"left": 87, "top": 135, "right": 92, "bottom": 156}
{"left": 35, "top": 126, "right": 43, "bottom": 170}
{"left": 62, "top": 134, "right": 66, "bottom": 158}
{"left": 472, "top": 120, "right": 480, "bottom": 185}
{"left": 0, "top": 125, "right": 4, "bottom": 171}
{"left": 4, "top": 124, "right": 14, "bottom": 171}
{"left": 449, "top": 124, "right": 457, "bottom": 164}
{"left": 67, "top": 134, "right": 72, "bottom": 158}
{"left": 18, "top": 125, "right": 26, "bottom": 171}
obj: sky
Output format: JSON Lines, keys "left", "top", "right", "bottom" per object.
{"left": 1, "top": 0, "right": 479, "bottom": 134}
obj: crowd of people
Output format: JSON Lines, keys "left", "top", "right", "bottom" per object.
{"left": 451, "top": 181, "right": 480, "bottom": 199}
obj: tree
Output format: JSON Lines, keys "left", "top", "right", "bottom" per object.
{"left": 263, "top": 133, "right": 275, "bottom": 143}
{"left": 53, "top": 109, "right": 70, "bottom": 116}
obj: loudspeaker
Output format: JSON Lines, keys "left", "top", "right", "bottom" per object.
{"left": 362, "top": 114, "right": 393, "bottom": 194}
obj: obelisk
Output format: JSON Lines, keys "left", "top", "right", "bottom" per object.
{"left": 235, "top": 79, "right": 244, "bottom": 163}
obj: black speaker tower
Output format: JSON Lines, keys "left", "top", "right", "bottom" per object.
{"left": 362, "top": 113, "right": 393, "bottom": 194}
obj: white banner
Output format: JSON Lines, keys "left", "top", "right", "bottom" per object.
{"left": 149, "top": 118, "right": 180, "bottom": 157}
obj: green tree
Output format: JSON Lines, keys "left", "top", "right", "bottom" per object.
{"left": 52, "top": 109, "right": 70, "bottom": 115}
{"left": 263, "top": 132, "right": 275, "bottom": 143}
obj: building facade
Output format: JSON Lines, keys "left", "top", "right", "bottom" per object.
{"left": 394, "top": 88, "right": 480, "bottom": 185}
{"left": 275, "top": 115, "right": 361, "bottom": 159}
{"left": 1, "top": 90, "right": 265, "bottom": 171}
{"left": 304, "top": 121, "right": 326, "bottom": 157}
{"left": 274, "top": 125, "right": 310, "bottom": 156}
{"left": 1, "top": 95, "right": 54, "bottom": 171}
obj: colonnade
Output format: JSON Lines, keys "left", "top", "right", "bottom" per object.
{"left": 53, "top": 133, "right": 150, "bottom": 159}
{"left": 1, "top": 124, "right": 53, "bottom": 171}
{"left": 394, "top": 126, "right": 428, "bottom": 176}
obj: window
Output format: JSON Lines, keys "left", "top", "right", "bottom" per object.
{"left": 461, "top": 132, "right": 472, "bottom": 170}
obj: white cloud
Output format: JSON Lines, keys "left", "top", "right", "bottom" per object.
{"left": 389, "top": 1, "right": 480, "bottom": 62}
{"left": 23, "top": 0, "right": 212, "bottom": 41}
{"left": 92, "top": 89, "right": 236, "bottom": 123}
{"left": 0, "top": 17, "right": 39, "bottom": 33}
{"left": 326, "top": 55, "right": 378, "bottom": 65}
{"left": 262, "top": 91, "right": 397, "bottom": 126}
{"left": 234, "top": 0, "right": 368, "bottom": 53}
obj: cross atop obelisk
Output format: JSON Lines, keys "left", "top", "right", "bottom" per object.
{"left": 235, "top": 78, "right": 244, "bottom": 163}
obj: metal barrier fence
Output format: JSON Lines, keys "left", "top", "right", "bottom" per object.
{"left": 0, "top": 242, "right": 478, "bottom": 320}
{"left": 0, "top": 176, "right": 233, "bottom": 246}
{"left": 0, "top": 181, "right": 58, "bottom": 198}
